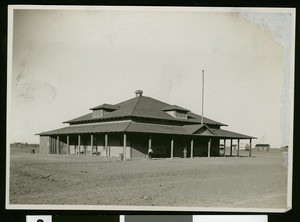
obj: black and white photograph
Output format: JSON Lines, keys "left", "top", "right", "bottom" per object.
{"left": 6, "top": 6, "right": 295, "bottom": 212}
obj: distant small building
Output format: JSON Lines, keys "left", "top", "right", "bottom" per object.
{"left": 255, "top": 144, "right": 270, "bottom": 151}
{"left": 38, "top": 90, "right": 255, "bottom": 158}
{"left": 11, "top": 142, "right": 23, "bottom": 148}
{"left": 11, "top": 142, "right": 39, "bottom": 148}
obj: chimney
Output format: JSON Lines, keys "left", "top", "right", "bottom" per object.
{"left": 135, "top": 90, "right": 143, "bottom": 97}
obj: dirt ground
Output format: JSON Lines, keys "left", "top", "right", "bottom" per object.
{"left": 9, "top": 148, "right": 288, "bottom": 209}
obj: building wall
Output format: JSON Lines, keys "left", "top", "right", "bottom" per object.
{"left": 92, "top": 133, "right": 131, "bottom": 158}
{"left": 91, "top": 134, "right": 105, "bottom": 156}
{"left": 152, "top": 134, "right": 170, "bottom": 158}
{"left": 54, "top": 133, "right": 132, "bottom": 158}
{"left": 108, "top": 134, "right": 124, "bottom": 157}
{"left": 130, "top": 134, "right": 172, "bottom": 158}
{"left": 173, "top": 136, "right": 189, "bottom": 157}
{"left": 69, "top": 135, "right": 77, "bottom": 154}
{"left": 172, "top": 136, "right": 219, "bottom": 158}
{"left": 40, "top": 136, "right": 51, "bottom": 154}
{"left": 51, "top": 135, "right": 67, "bottom": 154}
{"left": 78, "top": 134, "right": 88, "bottom": 155}
{"left": 130, "top": 134, "right": 149, "bottom": 158}
{"left": 50, "top": 136, "right": 57, "bottom": 154}
{"left": 67, "top": 134, "right": 103, "bottom": 155}
{"left": 59, "top": 136, "right": 68, "bottom": 154}
{"left": 211, "top": 138, "right": 220, "bottom": 156}
{"left": 40, "top": 133, "right": 221, "bottom": 157}
{"left": 129, "top": 134, "right": 219, "bottom": 158}
{"left": 190, "top": 137, "right": 210, "bottom": 157}
{"left": 69, "top": 134, "right": 105, "bottom": 155}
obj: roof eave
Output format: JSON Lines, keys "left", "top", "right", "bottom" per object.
{"left": 218, "top": 136, "right": 256, "bottom": 139}
{"left": 220, "top": 124, "right": 228, "bottom": 127}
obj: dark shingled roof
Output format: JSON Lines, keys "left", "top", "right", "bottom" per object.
{"left": 38, "top": 121, "right": 254, "bottom": 139}
{"left": 161, "top": 105, "right": 190, "bottom": 112}
{"left": 126, "top": 122, "right": 217, "bottom": 137}
{"left": 126, "top": 122, "right": 187, "bottom": 135}
{"left": 38, "top": 121, "right": 131, "bottom": 135}
{"left": 183, "top": 124, "right": 205, "bottom": 134}
{"left": 212, "top": 129, "right": 255, "bottom": 139}
{"left": 65, "top": 96, "right": 226, "bottom": 126}
{"left": 39, "top": 121, "right": 188, "bottom": 136}
{"left": 255, "top": 144, "right": 270, "bottom": 147}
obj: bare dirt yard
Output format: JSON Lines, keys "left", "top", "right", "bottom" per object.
{"left": 9, "top": 148, "right": 287, "bottom": 209}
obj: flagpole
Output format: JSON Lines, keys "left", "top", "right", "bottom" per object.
{"left": 201, "top": 70, "right": 204, "bottom": 125}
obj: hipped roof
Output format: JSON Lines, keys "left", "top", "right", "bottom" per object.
{"left": 65, "top": 95, "right": 226, "bottom": 126}
{"left": 161, "top": 105, "right": 190, "bottom": 112}
{"left": 38, "top": 121, "right": 254, "bottom": 139}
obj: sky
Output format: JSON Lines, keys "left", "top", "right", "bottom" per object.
{"left": 8, "top": 7, "right": 295, "bottom": 147}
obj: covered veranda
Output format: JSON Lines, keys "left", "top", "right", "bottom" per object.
{"left": 39, "top": 130, "right": 255, "bottom": 160}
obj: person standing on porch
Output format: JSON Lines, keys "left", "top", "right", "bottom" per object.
{"left": 183, "top": 148, "right": 187, "bottom": 158}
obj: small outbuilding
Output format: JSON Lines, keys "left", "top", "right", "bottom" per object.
{"left": 38, "top": 90, "right": 255, "bottom": 159}
{"left": 255, "top": 144, "right": 270, "bottom": 151}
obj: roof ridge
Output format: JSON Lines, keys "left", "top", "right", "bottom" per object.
{"left": 129, "top": 95, "right": 142, "bottom": 116}
{"left": 124, "top": 120, "right": 133, "bottom": 132}
{"left": 142, "top": 96, "right": 172, "bottom": 106}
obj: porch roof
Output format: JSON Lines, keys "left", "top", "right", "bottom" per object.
{"left": 38, "top": 121, "right": 254, "bottom": 139}
{"left": 38, "top": 121, "right": 131, "bottom": 135}
{"left": 212, "top": 129, "right": 255, "bottom": 139}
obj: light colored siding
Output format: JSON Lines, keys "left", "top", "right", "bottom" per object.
{"left": 69, "top": 134, "right": 78, "bottom": 154}
{"left": 40, "top": 136, "right": 51, "bottom": 154}
{"left": 108, "top": 134, "right": 123, "bottom": 157}
{"left": 50, "top": 136, "right": 56, "bottom": 154}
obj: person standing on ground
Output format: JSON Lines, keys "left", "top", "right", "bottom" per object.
{"left": 148, "top": 147, "right": 153, "bottom": 160}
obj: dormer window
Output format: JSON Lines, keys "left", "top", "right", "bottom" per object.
{"left": 92, "top": 109, "right": 104, "bottom": 118}
{"left": 162, "top": 105, "right": 190, "bottom": 119}
{"left": 90, "top": 104, "right": 119, "bottom": 118}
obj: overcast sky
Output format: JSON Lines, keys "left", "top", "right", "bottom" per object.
{"left": 8, "top": 7, "right": 295, "bottom": 147}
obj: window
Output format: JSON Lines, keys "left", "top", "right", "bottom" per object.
{"left": 166, "top": 110, "right": 187, "bottom": 119}
{"left": 92, "top": 109, "right": 103, "bottom": 118}
{"left": 175, "top": 110, "right": 188, "bottom": 119}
